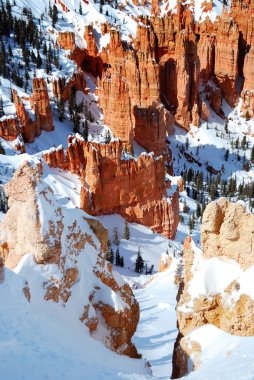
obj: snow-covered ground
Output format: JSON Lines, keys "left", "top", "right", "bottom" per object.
{"left": 0, "top": 0, "right": 254, "bottom": 379}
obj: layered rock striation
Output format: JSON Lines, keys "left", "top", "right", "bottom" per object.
{"left": 44, "top": 137, "right": 179, "bottom": 239}
{"left": 13, "top": 78, "right": 54, "bottom": 143}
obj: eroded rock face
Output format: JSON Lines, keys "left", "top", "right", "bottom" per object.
{"left": 0, "top": 163, "right": 60, "bottom": 268}
{"left": 52, "top": 71, "right": 88, "bottom": 101}
{"left": 13, "top": 78, "right": 54, "bottom": 143}
{"left": 172, "top": 200, "right": 254, "bottom": 378}
{"left": 57, "top": 31, "right": 75, "bottom": 51}
{"left": 31, "top": 78, "right": 54, "bottom": 132}
{"left": 0, "top": 161, "right": 140, "bottom": 357}
{"left": 201, "top": 198, "right": 254, "bottom": 270}
{"left": 44, "top": 137, "right": 179, "bottom": 239}
{"left": 0, "top": 117, "right": 20, "bottom": 141}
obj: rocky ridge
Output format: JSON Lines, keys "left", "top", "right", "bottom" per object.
{"left": 44, "top": 136, "right": 180, "bottom": 239}
{"left": 172, "top": 198, "right": 254, "bottom": 378}
{"left": 0, "top": 161, "right": 140, "bottom": 357}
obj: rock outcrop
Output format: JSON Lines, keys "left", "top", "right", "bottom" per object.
{"left": 0, "top": 161, "right": 140, "bottom": 357}
{"left": 97, "top": 28, "right": 174, "bottom": 154}
{"left": 52, "top": 71, "right": 88, "bottom": 101}
{"left": 44, "top": 137, "right": 180, "bottom": 239}
{"left": 158, "top": 252, "right": 173, "bottom": 272}
{"left": 13, "top": 78, "right": 54, "bottom": 143}
{"left": 57, "top": 31, "right": 75, "bottom": 51}
{"left": 172, "top": 199, "right": 254, "bottom": 378}
{"left": 201, "top": 198, "right": 254, "bottom": 270}
{"left": 31, "top": 78, "right": 54, "bottom": 132}
{"left": 0, "top": 117, "right": 20, "bottom": 141}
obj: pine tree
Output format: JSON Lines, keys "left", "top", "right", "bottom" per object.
{"left": 135, "top": 247, "right": 144, "bottom": 274}
{"left": 36, "top": 50, "right": 42, "bottom": 68}
{"left": 57, "top": 98, "right": 65, "bottom": 121}
{"left": 251, "top": 145, "right": 254, "bottom": 165}
{"left": 0, "top": 142, "right": 5, "bottom": 155}
{"left": 51, "top": 4, "right": 58, "bottom": 27}
{"left": 0, "top": 186, "right": 8, "bottom": 213}
{"left": 196, "top": 202, "right": 201, "bottom": 218}
{"left": 119, "top": 256, "right": 124, "bottom": 267}
{"left": 82, "top": 120, "right": 89, "bottom": 141}
{"left": 115, "top": 246, "right": 120, "bottom": 266}
{"left": 124, "top": 220, "right": 130, "bottom": 240}
{"left": 106, "top": 240, "right": 112, "bottom": 262}
{"left": 113, "top": 227, "right": 119, "bottom": 245}
{"left": 109, "top": 248, "right": 114, "bottom": 264}
{"left": 79, "top": 2, "right": 82, "bottom": 14}
{"left": 0, "top": 96, "right": 4, "bottom": 117}
{"left": 185, "top": 137, "right": 189, "bottom": 150}
{"left": 104, "top": 129, "right": 111, "bottom": 144}
{"left": 224, "top": 148, "right": 229, "bottom": 161}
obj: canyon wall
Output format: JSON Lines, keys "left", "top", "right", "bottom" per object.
{"left": 172, "top": 199, "right": 254, "bottom": 378}
{"left": 63, "top": 0, "right": 254, "bottom": 144}
{"left": 44, "top": 137, "right": 179, "bottom": 239}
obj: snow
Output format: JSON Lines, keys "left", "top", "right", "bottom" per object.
{"left": 188, "top": 257, "right": 243, "bottom": 299}
{"left": 184, "top": 324, "right": 254, "bottom": 380}
{"left": 0, "top": 262, "right": 151, "bottom": 380}
{"left": 131, "top": 268, "right": 178, "bottom": 378}
{"left": 0, "top": 0, "right": 254, "bottom": 379}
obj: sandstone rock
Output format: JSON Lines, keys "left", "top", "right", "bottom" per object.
{"left": 172, "top": 199, "right": 254, "bottom": 378}
{"left": 158, "top": 253, "right": 173, "bottom": 272}
{"left": 31, "top": 78, "right": 54, "bottom": 132}
{"left": 201, "top": 198, "right": 254, "bottom": 269}
{"left": 57, "top": 31, "right": 75, "bottom": 50}
{"left": 214, "top": 14, "right": 239, "bottom": 106}
{"left": 0, "top": 161, "right": 140, "bottom": 357}
{"left": 0, "top": 117, "right": 20, "bottom": 141}
{"left": 52, "top": 71, "right": 88, "bottom": 101}
{"left": 0, "top": 163, "right": 61, "bottom": 268}
{"left": 44, "top": 138, "right": 179, "bottom": 239}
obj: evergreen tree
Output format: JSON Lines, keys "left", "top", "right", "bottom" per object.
{"left": 82, "top": 120, "right": 89, "bottom": 141}
{"left": 124, "top": 220, "right": 130, "bottom": 240}
{"left": 36, "top": 50, "right": 42, "bottom": 68}
{"left": 224, "top": 148, "right": 229, "bottom": 161}
{"left": 0, "top": 95, "right": 4, "bottom": 117}
{"left": 104, "top": 129, "right": 111, "bottom": 144}
{"left": 185, "top": 137, "right": 189, "bottom": 150}
{"left": 196, "top": 202, "right": 201, "bottom": 218}
{"left": 113, "top": 227, "right": 119, "bottom": 245}
{"left": 119, "top": 256, "right": 124, "bottom": 267}
{"left": 115, "top": 246, "right": 120, "bottom": 266}
{"left": 106, "top": 240, "right": 112, "bottom": 262}
{"left": 79, "top": 2, "right": 82, "bottom": 14}
{"left": 251, "top": 145, "right": 254, "bottom": 165}
{"left": 0, "top": 186, "right": 8, "bottom": 213}
{"left": 0, "top": 142, "right": 5, "bottom": 155}
{"left": 57, "top": 98, "right": 65, "bottom": 121}
{"left": 51, "top": 4, "right": 58, "bottom": 27}
{"left": 135, "top": 247, "right": 144, "bottom": 274}
{"left": 147, "top": 264, "right": 154, "bottom": 275}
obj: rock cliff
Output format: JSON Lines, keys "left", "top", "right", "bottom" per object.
{"left": 0, "top": 161, "right": 140, "bottom": 357}
{"left": 172, "top": 199, "right": 254, "bottom": 378}
{"left": 57, "top": 31, "right": 75, "bottom": 51}
{"left": 12, "top": 78, "right": 54, "bottom": 143}
{"left": 44, "top": 137, "right": 179, "bottom": 239}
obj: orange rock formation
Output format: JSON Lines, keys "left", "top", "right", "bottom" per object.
{"left": 44, "top": 137, "right": 179, "bottom": 239}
